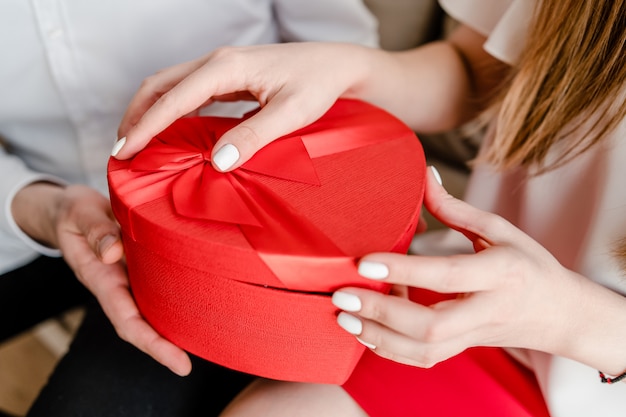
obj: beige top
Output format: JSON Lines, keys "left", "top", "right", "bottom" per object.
{"left": 435, "top": 0, "right": 626, "bottom": 414}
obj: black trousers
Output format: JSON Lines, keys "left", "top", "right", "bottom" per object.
{"left": 1, "top": 257, "right": 254, "bottom": 417}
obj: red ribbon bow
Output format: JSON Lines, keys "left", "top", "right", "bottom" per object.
{"left": 127, "top": 117, "right": 348, "bottom": 258}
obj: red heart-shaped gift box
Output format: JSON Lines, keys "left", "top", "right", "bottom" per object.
{"left": 107, "top": 99, "right": 426, "bottom": 384}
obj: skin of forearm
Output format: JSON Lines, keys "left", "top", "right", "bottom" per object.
{"left": 346, "top": 25, "right": 508, "bottom": 133}
{"left": 556, "top": 272, "right": 626, "bottom": 376}
{"left": 11, "top": 181, "right": 64, "bottom": 249}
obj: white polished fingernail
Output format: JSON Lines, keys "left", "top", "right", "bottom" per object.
{"left": 332, "top": 291, "right": 362, "bottom": 312}
{"left": 213, "top": 144, "right": 240, "bottom": 171}
{"left": 337, "top": 312, "right": 362, "bottom": 335}
{"left": 111, "top": 137, "right": 126, "bottom": 157}
{"left": 358, "top": 261, "right": 389, "bottom": 280}
{"left": 356, "top": 337, "right": 376, "bottom": 350}
{"left": 430, "top": 165, "right": 443, "bottom": 185}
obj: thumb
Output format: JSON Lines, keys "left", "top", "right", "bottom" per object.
{"left": 72, "top": 203, "right": 124, "bottom": 264}
{"left": 422, "top": 165, "right": 483, "bottom": 243}
{"left": 423, "top": 166, "right": 519, "bottom": 249}
{"left": 95, "top": 233, "right": 124, "bottom": 265}
{"left": 210, "top": 96, "right": 335, "bottom": 172}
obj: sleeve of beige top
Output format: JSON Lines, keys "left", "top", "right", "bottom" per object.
{"left": 440, "top": 0, "right": 533, "bottom": 65}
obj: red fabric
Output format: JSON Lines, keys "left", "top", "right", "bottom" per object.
{"left": 107, "top": 99, "right": 426, "bottom": 383}
{"left": 343, "top": 290, "right": 550, "bottom": 416}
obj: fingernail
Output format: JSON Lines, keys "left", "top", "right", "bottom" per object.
{"left": 111, "top": 137, "right": 126, "bottom": 157}
{"left": 332, "top": 291, "right": 362, "bottom": 312}
{"left": 358, "top": 261, "right": 389, "bottom": 280}
{"left": 213, "top": 144, "right": 240, "bottom": 171}
{"left": 337, "top": 312, "right": 362, "bottom": 335}
{"left": 171, "top": 365, "right": 191, "bottom": 377}
{"left": 97, "top": 234, "right": 117, "bottom": 258}
{"left": 356, "top": 337, "right": 376, "bottom": 350}
{"left": 430, "top": 165, "right": 443, "bottom": 186}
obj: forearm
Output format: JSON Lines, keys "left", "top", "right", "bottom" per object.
{"left": 557, "top": 272, "right": 626, "bottom": 376}
{"left": 11, "top": 182, "right": 64, "bottom": 249}
{"left": 347, "top": 25, "right": 507, "bottom": 133}
{"left": 116, "top": 25, "right": 507, "bottom": 163}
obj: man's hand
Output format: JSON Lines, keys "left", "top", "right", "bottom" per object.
{"left": 12, "top": 183, "right": 192, "bottom": 376}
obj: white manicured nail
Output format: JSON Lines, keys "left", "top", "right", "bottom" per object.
{"left": 358, "top": 261, "right": 389, "bottom": 280}
{"left": 356, "top": 337, "right": 376, "bottom": 350}
{"left": 430, "top": 165, "right": 443, "bottom": 185}
{"left": 111, "top": 137, "right": 126, "bottom": 157}
{"left": 337, "top": 312, "right": 362, "bottom": 335}
{"left": 332, "top": 291, "right": 362, "bottom": 312}
{"left": 213, "top": 144, "right": 240, "bottom": 171}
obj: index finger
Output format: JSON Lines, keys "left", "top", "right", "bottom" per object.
{"left": 117, "top": 57, "right": 207, "bottom": 140}
{"left": 358, "top": 250, "right": 500, "bottom": 294}
{"left": 113, "top": 58, "right": 224, "bottom": 160}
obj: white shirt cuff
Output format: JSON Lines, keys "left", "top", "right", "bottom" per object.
{"left": 4, "top": 174, "right": 68, "bottom": 258}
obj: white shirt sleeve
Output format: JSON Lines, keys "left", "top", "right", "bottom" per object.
{"left": 0, "top": 149, "right": 64, "bottom": 266}
{"left": 273, "top": 0, "right": 379, "bottom": 47}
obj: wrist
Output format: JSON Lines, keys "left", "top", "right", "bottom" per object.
{"left": 12, "top": 181, "right": 65, "bottom": 248}
{"left": 341, "top": 43, "right": 383, "bottom": 100}
{"left": 555, "top": 272, "right": 626, "bottom": 375}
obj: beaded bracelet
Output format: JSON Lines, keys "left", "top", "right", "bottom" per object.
{"left": 598, "top": 370, "right": 626, "bottom": 384}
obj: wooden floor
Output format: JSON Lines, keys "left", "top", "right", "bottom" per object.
{"left": 0, "top": 310, "right": 83, "bottom": 416}
{"left": 0, "top": 332, "right": 57, "bottom": 415}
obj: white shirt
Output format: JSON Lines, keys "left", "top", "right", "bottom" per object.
{"left": 0, "top": 0, "right": 379, "bottom": 275}
{"left": 432, "top": 0, "right": 626, "bottom": 414}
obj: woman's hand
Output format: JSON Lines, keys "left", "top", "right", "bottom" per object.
{"left": 114, "top": 42, "right": 373, "bottom": 171}
{"left": 331, "top": 168, "right": 626, "bottom": 372}
{"left": 12, "top": 183, "right": 192, "bottom": 376}
{"left": 114, "top": 25, "right": 499, "bottom": 173}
